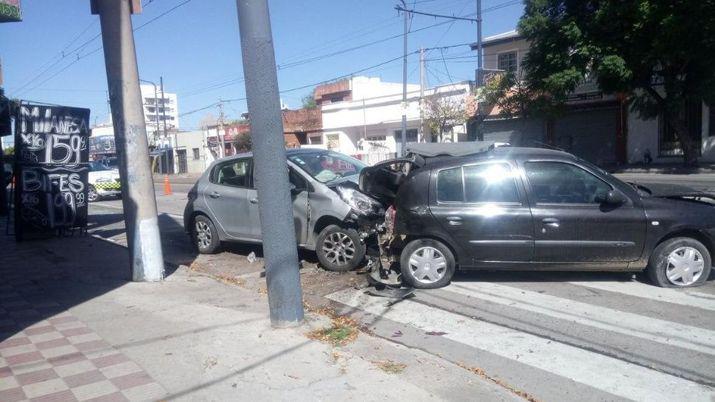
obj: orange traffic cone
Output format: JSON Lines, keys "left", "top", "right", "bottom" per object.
{"left": 163, "top": 175, "right": 172, "bottom": 196}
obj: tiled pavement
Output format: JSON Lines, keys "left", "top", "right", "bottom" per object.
{"left": 0, "top": 241, "right": 166, "bottom": 401}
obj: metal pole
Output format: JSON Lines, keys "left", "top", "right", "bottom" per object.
{"left": 419, "top": 47, "right": 425, "bottom": 142}
{"left": 476, "top": 0, "right": 483, "bottom": 85}
{"left": 217, "top": 102, "right": 226, "bottom": 158}
{"left": 235, "top": 0, "right": 304, "bottom": 327}
{"left": 160, "top": 76, "right": 168, "bottom": 139}
{"left": 0, "top": 89, "right": 8, "bottom": 216}
{"left": 92, "top": 0, "right": 164, "bottom": 282}
{"left": 400, "top": 0, "right": 408, "bottom": 156}
{"left": 139, "top": 79, "right": 160, "bottom": 147}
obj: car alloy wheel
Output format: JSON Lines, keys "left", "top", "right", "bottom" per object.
{"left": 87, "top": 185, "right": 99, "bottom": 202}
{"left": 195, "top": 220, "right": 213, "bottom": 251}
{"left": 321, "top": 232, "right": 356, "bottom": 266}
{"left": 665, "top": 246, "right": 705, "bottom": 286}
{"left": 407, "top": 246, "right": 448, "bottom": 285}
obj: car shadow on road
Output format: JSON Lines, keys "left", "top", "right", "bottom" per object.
{"left": 451, "top": 270, "right": 641, "bottom": 284}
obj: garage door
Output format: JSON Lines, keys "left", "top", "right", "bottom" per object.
{"left": 554, "top": 108, "right": 617, "bottom": 165}
{"left": 479, "top": 118, "right": 545, "bottom": 146}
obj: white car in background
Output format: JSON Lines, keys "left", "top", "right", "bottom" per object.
{"left": 88, "top": 161, "right": 122, "bottom": 202}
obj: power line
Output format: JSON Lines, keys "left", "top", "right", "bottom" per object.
{"left": 13, "top": 0, "right": 183, "bottom": 97}
{"left": 395, "top": 5, "right": 479, "bottom": 22}
{"left": 183, "top": 41, "right": 475, "bottom": 117}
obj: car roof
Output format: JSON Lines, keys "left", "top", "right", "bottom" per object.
{"left": 213, "top": 148, "right": 330, "bottom": 163}
{"left": 424, "top": 146, "right": 577, "bottom": 169}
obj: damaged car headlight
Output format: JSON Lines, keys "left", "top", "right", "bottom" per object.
{"left": 337, "top": 186, "right": 383, "bottom": 216}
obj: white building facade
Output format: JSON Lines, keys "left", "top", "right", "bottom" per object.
{"left": 316, "top": 76, "right": 473, "bottom": 162}
{"left": 140, "top": 84, "right": 179, "bottom": 139}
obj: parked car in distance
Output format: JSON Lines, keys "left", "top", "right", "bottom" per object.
{"left": 359, "top": 145, "right": 715, "bottom": 289}
{"left": 184, "top": 149, "right": 370, "bottom": 272}
{"left": 87, "top": 161, "right": 122, "bottom": 202}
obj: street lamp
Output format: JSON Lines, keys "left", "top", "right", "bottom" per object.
{"left": 138, "top": 79, "right": 161, "bottom": 145}
{"left": 139, "top": 78, "right": 166, "bottom": 173}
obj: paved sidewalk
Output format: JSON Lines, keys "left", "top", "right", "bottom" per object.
{"left": 0, "top": 223, "right": 519, "bottom": 401}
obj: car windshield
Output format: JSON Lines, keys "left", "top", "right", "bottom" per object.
{"left": 89, "top": 161, "right": 110, "bottom": 171}
{"left": 288, "top": 152, "right": 366, "bottom": 183}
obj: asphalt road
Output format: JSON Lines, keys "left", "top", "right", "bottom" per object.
{"left": 88, "top": 175, "right": 715, "bottom": 401}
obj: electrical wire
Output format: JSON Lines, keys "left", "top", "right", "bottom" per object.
{"left": 12, "top": 0, "right": 183, "bottom": 97}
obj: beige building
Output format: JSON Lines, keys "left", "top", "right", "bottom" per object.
{"left": 173, "top": 130, "right": 208, "bottom": 174}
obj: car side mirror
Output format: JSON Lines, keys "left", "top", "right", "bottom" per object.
{"left": 597, "top": 190, "right": 626, "bottom": 205}
{"left": 289, "top": 183, "right": 305, "bottom": 194}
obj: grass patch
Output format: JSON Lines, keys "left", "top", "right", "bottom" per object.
{"left": 373, "top": 360, "right": 407, "bottom": 374}
{"left": 307, "top": 316, "right": 359, "bottom": 346}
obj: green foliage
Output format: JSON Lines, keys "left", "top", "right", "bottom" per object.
{"left": 235, "top": 132, "right": 252, "bottom": 152}
{"left": 2, "top": 146, "right": 13, "bottom": 156}
{"left": 302, "top": 94, "right": 317, "bottom": 110}
{"left": 515, "top": 0, "right": 715, "bottom": 164}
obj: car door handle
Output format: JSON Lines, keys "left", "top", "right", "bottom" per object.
{"left": 249, "top": 197, "right": 258, "bottom": 204}
{"left": 209, "top": 191, "right": 221, "bottom": 199}
{"left": 542, "top": 218, "right": 559, "bottom": 227}
{"left": 446, "top": 216, "right": 462, "bottom": 226}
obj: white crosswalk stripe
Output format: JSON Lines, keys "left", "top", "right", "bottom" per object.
{"left": 569, "top": 280, "right": 715, "bottom": 311}
{"left": 448, "top": 282, "right": 715, "bottom": 355}
{"left": 327, "top": 287, "right": 715, "bottom": 402}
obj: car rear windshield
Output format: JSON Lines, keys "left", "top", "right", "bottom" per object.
{"left": 288, "top": 152, "right": 366, "bottom": 183}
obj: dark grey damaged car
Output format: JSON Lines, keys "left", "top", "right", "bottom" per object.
{"left": 358, "top": 144, "right": 715, "bottom": 289}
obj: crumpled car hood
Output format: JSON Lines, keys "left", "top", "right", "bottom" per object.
{"left": 636, "top": 182, "right": 715, "bottom": 204}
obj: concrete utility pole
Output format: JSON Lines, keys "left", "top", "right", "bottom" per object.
{"left": 400, "top": 0, "right": 408, "bottom": 156}
{"left": 217, "top": 102, "right": 226, "bottom": 158}
{"left": 235, "top": 0, "right": 304, "bottom": 327}
{"left": 91, "top": 0, "right": 164, "bottom": 282}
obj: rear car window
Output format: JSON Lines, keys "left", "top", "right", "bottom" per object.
{"left": 214, "top": 159, "right": 251, "bottom": 188}
{"left": 437, "top": 167, "right": 463, "bottom": 202}
{"left": 463, "top": 163, "right": 519, "bottom": 203}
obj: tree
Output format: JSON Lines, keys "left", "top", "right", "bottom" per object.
{"left": 424, "top": 94, "right": 468, "bottom": 142}
{"left": 2, "top": 146, "right": 13, "bottom": 156}
{"left": 301, "top": 94, "right": 317, "bottom": 109}
{"left": 235, "top": 132, "right": 252, "bottom": 152}
{"left": 512, "top": 0, "right": 715, "bottom": 165}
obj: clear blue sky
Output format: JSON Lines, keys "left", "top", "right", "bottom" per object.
{"left": 0, "top": 0, "right": 523, "bottom": 130}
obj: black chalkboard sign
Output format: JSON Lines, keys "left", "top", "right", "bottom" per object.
{"left": 14, "top": 104, "right": 91, "bottom": 240}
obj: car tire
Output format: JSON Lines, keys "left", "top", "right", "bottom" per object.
{"left": 192, "top": 215, "right": 221, "bottom": 254}
{"left": 647, "top": 237, "right": 712, "bottom": 288}
{"left": 316, "top": 225, "right": 365, "bottom": 272}
{"left": 400, "top": 238, "right": 455, "bottom": 289}
{"left": 87, "top": 185, "right": 100, "bottom": 202}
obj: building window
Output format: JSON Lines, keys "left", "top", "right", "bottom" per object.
{"left": 497, "top": 51, "right": 518, "bottom": 73}
{"left": 192, "top": 148, "right": 200, "bottom": 160}
{"left": 309, "top": 135, "right": 323, "bottom": 145}
{"left": 368, "top": 135, "right": 386, "bottom": 141}
{"left": 393, "top": 129, "right": 418, "bottom": 142}
{"left": 659, "top": 100, "right": 702, "bottom": 157}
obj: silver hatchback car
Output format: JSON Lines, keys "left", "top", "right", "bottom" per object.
{"left": 184, "top": 149, "right": 369, "bottom": 271}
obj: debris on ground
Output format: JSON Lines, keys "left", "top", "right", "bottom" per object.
{"left": 215, "top": 274, "right": 246, "bottom": 287}
{"left": 203, "top": 356, "right": 218, "bottom": 370}
{"left": 425, "top": 331, "right": 448, "bottom": 336}
{"left": 372, "top": 359, "right": 407, "bottom": 374}
{"left": 391, "top": 330, "right": 403, "bottom": 338}
{"left": 365, "top": 287, "right": 415, "bottom": 306}
{"left": 247, "top": 251, "right": 257, "bottom": 263}
{"left": 307, "top": 316, "right": 360, "bottom": 346}
{"left": 457, "top": 362, "right": 540, "bottom": 402}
